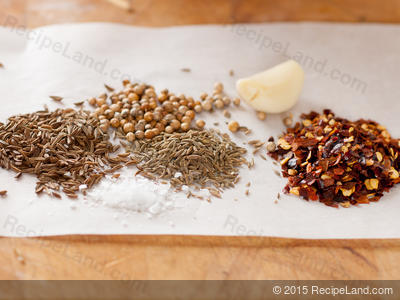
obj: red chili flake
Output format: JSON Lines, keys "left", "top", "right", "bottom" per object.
{"left": 269, "top": 109, "right": 400, "bottom": 207}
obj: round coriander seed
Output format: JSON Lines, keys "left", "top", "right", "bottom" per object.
{"left": 110, "top": 118, "right": 120, "bottom": 128}
{"left": 194, "top": 104, "right": 202, "bottom": 113}
{"left": 179, "top": 99, "right": 188, "bottom": 106}
{"left": 88, "top": 97, "right": 97, "bottom": 106}
{"left": 155, "top": 122, "right": 165, "bottom": 132}
{"left": 162, "top": 101, "right": 173, "bottom": 112}
{"left": 96, "top": 98, "right": 106, "bottom": 107}
{"left": 158, "top": 93, "right": 168, "bottom": 102}
{"left": 214, "top": 82, "right": 224, "bottom": 93}
{"left": 120, "top": 119, "right": 127, "bottom": 127}
{"left": 266, "top": 141, "right": 276, "bottom": 152}
{"left": 202, "top": 100, "right": 212, "bottom": 111}
{"left": 233, "top": 98, "right": 240, "bottom": 106}
{"left": 170, "top": 119, "right": 181, "bottom": 130}
{"left": 110, "top": 104, "right": 120, "bottom": 112}
{"left": 121, "top": 108, "right": 130, "bottom": 118}
{"left": 175, "top": 113, "right": 183, "bottom": 121}
{"left": 99, "top": 124, "right": 109, "bottom": 133}
{"left": 165, "top": 125, "right": 174, "bottom": 134}
{"left": 214, "top": 99, "right": 224, "bottom": 109}
{"left": 144, "top": 129, "right": 155, "bottom": 139}
{"left": 181, "top": 116, "right": 192, "bottom": 124}
{"left": 104, "top": 109, "right": 114, "bottom": 119}
{"left": 196, "top": 119, "right": 205, "bottom": 129}
{"left": 128, "top": 93, "right": 139, "bottom": 102}
{"left": 164, "top": 113, "right": 175, "bottom": 122}
{"left": 283, "top": 116, "right": 293, "bottom": 127}
{"left": 178, "top": 105, "right": 188, "bottom": 114}
{"left": 123, "top": 122, "right": 134, "bottom": 133}
{"left": 200, "top": 92, "right": 208, "bottom": 100}
{"left": 144, "top": 112, "right": 154, "bottom": 122}
{"left": 99, "top": 119, "right": 109, "bottom": 132}
{"left": 153, "top": 112, "right": 162, "bottom": 121}
{"left": 94, "top": 107, "right": 104, "bottom": 116}
{"left": 135, "top": 130, "right": 145, "bottom": 139}
{"left": 228, "top": 121, "right": 239, "bottom": 133}
{"left": 126, "top": 132, "right": 135, "bottom": 142}
{"left": 222, "top": 97, "right": 231, "bottom": 106}
{"left": 256, "top": 111, "right": 267, "bottom": 121}
{"left": 181, "top": 122, "right": 190, "bottom": 132}
{"left": 185, "top": 110, "right": 195, "bottom": 119}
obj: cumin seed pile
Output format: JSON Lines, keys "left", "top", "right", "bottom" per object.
{"left": 123, "top": 129, "right": 247, "bottom": 192}
{"left": 0, "top": 108, "right": 133, "bottom": 198}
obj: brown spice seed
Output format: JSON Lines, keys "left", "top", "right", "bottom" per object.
{"left": 256, "top": 111, "right": 267, "bottom": 121}
{"left": 0, "top": 108, "right": 126, "bottom": 198}
{"left": 223, "top": 110, "right": 231, "bottom": 118}
{"left": 50, "top": 96, "right": 63, "bottom": 102}
{"left": 266, "top": 141, "right": 276, "bottom": 152}
{"left": 283, "top": 115, "right": 293, "bottom": 127}
{"left": 228, "top": 121, "right": 239, "bottom": 133}
{"left": 209, "top": 188, "right": 222, "bottom": 198}
{"left": 0, "top": 190, "right": 7, "bottom": 196}
{"left": 104, "top": 84, "right": 115, "bottom": 92}
{"left": 52, "top": 192, "right": 62, "bottom": 199}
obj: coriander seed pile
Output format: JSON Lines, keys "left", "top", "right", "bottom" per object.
{"left": 89, "top": 80, "right": 238, "bottom": 141}
{"left": 269, "top": 110, "right": 400, "bottom": 207}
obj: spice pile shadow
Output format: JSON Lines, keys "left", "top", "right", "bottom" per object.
{"left": 269, "top": 109, "right": 400, "bottom": 207}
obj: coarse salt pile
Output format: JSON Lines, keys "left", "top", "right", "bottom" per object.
{"left": 87, "top": 174, "right": 211, "bottom": 217}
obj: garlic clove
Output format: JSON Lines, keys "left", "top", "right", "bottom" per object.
{"left": 236, "top": 60, "right": 304, "bottom": 114}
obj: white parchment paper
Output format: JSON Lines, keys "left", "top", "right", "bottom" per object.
{"left": 0, "top": 22, "right": 399, "bottom": 238}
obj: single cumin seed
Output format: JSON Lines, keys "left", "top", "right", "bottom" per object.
{"left": 104, "top": 84, "right": 115, "bottom": 92}
{"left": 50, "top": 96, "right": 63, "bottom": 102}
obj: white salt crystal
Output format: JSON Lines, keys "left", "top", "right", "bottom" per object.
{"left": 87, "top": 174, "right": 189, "bottom": 217}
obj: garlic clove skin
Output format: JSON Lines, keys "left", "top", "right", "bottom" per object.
{"left": 236, "top": 60, "right": 304, "bottom": 114}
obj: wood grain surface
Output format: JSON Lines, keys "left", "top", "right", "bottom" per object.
{"left": 2, "top": 236, "right": 400, "bottom": 280}
{"left": 1, "top": 0, "right": 400, "bottom": 281}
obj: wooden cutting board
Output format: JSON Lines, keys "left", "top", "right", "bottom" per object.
{"left": 1, "top": 0, "right": 400, "bottom": 280}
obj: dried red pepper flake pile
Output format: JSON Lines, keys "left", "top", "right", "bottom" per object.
{"left": 269, "top": 109, "right": 400, "bottom": 207}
